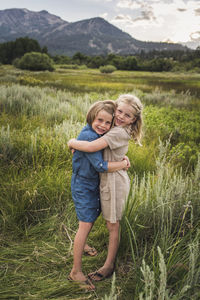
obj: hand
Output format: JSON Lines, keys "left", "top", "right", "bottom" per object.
{"left": 68, "top": 138, "right": 76, "bottom": 149}
{"left": 123, "top": 156, "right": 131, "bottom": 168}
{"left": 122, "top": 159, "right": 129, "bottom": 171}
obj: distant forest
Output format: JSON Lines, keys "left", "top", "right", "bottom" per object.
{"left": 0, "top": 37, "right": 200, "bottom": 72}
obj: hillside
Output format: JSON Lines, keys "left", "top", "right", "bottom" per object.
{"left": 0, "top": 8, "right": 187, "bottom": 55}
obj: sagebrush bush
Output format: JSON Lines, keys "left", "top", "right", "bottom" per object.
{"left": 99, "top": 65, "right": 117, "bottom": 73}
{"left": 17, "top": 52, "right": 55, "bottom": 71}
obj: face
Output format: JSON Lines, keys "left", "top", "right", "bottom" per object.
{"left": 92, "top": 109, "right": 113, "bottom": 135}
{"left": 115, "top": 102, "right": 136, "bottom": 127}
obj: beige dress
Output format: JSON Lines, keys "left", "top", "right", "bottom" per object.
{"left": 100, "top": 126, "right": 131, "bottom": 223}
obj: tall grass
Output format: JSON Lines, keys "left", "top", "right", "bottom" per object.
{"left": 118, "top": 142, "right": 200, "bottom": 299}
{"left": 0, "top": 71, "right": 199, "bottom": 299}
{"left": 0, "top": 84, "right": 91, "bottom": 123}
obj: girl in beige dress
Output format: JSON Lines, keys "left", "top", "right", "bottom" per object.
{"left": 68, "top": 94, "right": 143, "bottom": 282}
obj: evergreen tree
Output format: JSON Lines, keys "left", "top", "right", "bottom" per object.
{"left": 0, "top": 37, "right": 47, "bottom": 64}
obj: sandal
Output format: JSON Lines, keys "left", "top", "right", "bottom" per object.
{"left": 88, "top": 269, "right": 114, "bottom": 282}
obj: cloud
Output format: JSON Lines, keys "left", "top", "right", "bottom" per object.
{"left": 177, "top": 8, "right": 187, "bottom": 12}
{"left": 195, "top": 8, "right": 200, "bottom": 15}
{"left": 135, "top": 8, "right": 156, "bottom": 21}
{"left": 113, "top": 14, "right": 134, "bottom": 23}
{"left": 112, "top": 0, "right": 200, "bottom": 43}
{"left": 117, "top": 0, "right": 142, "bottom": 10}
{"left": 190, "top": 31, "right": 200, "bottom": 41}
{"left": 100, "top": 12, "right": 108, "bottom": 19}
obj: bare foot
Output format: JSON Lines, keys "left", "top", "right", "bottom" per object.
{"left": 88, "top": 267, "right": 114, "bottom": 281}
{"left": 69, "top": 271, "right": 86, "bottom": 282}
{"left": 68, "top": 271, "right": 95, "bottom": 290}
{"left": 84, "top": 244, "right": 98, "bottom": 256}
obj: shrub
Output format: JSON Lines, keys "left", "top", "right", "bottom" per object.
{"left": 59, "top": 64, "right": 79, "bottom": 69}
{"left": 17, "top": 52, "right": 55, "bottom": 71}
{"left": 58, "top": 64, "right": 87, "bottom": 70}
{"left": 99, "top": 65, "right": 117, "bottom": 73}
{"left": 18, "top": 76, "right": 43, "bottom": 87}
{"left": 12, "top": 58, "right": 20, "bottom": 68}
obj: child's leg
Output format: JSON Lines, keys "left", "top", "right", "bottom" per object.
{"left": 70, "top": 221, "right": 93, "bottom": 282}
{"left": 104, "top": 220, "right": 119, "bottom": 269}
{"left": 88, "top": 221, "right": 119, "bottom": 280}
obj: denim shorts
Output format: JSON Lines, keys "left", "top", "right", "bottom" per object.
{"left": 71, "top": 173, "right": 101, "bottom": 223}
{"left": 75, "top": 205, "right": 101, "bottom": 223}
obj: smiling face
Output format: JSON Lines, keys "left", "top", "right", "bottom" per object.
{"left": 115, "top": 102, "right": 136, "bottom": 127}
{"left": 92, "top": 109, "right": 113, "bottom": 135}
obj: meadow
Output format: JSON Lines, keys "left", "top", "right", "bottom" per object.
{"left": 0, "top": 65, "right": 199, "bottom": 300}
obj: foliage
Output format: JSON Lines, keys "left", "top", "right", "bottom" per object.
{"left": 58, "top": 64, "right": 87, "bottom": 70}
{"left": 51, "top": 47, "right": 200, "bottom": 73}
{"left": 52, "top": 54, "right": 71, "bottom": 64}
{"left": 1, "top": 36, "right": 199, "bottom": 72}
{"left": 72, "top": 51, "right": 89, "bottom": 65}
{"left": 88, "top": 55, "right": 105, "bottom": 68}
{"left": 18, "top": 75, "right": 44, "bottom": 86}
{"left": 16, "top": 52, "right": 55, "bottom": 71}
{"left": 99, "top": 65, "right": 117, "bottom": 73}
{"left": 0, "top": 68, "right": 199, "bottom": 299}
{"left": 141, "top": 57, "right": 173, "bottom": 72}
{"left": 0, "top": 37, "right": 47, "bottom": 64}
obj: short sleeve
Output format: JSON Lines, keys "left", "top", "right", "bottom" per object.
{"left": 103, "top": 127, "right": 129, "bottom": 150}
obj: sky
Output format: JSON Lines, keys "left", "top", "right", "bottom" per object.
{"left": 0, "top": 0, "right": 200, "bottom": 48}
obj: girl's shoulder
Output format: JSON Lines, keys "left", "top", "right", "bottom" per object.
{"left": 109, "top": 126, "right": 123, "bottom": 133}
{"left": 103, "top": 126, "right": 130, "bottom": 149}
{"left": 108, "top": 126, "right": 130, "bottom": 137}
{"left": 78, "top": 124, "right": 99, "bottom": 141}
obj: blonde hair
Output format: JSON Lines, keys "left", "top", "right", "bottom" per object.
{"left": 86, "top": 100, "right": 116, "bottom": 126}
{"left": 116, "top": 94, "right": 143, "bottom": 144}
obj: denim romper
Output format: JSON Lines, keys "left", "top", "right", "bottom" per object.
{"left": 71, "top": 124, "right": 108, "bottom": 223}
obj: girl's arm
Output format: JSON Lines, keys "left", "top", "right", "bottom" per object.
{"left": 84, "top": 150, "right": 129, "bottom": 173}
{"left": 68, "top": 137, "right": 108, "bottom": 153}
{"left": 107, "top": 159, "right": 129, "bottom": 172}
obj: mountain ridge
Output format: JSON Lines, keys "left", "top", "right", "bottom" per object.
{"left": 0, "top": 8, "right": 188, "bottom": 56}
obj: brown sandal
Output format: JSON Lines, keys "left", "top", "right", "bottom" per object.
{"left": 88, "top": 269, "right": 114, "bottom": 281}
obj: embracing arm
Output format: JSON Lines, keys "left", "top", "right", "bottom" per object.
{"left": 85, "top": 151, "right": 130, "bottom": 173}
{"left": 68, "top": 137, "right": 108, "bottom": 152}
{"left": 107, "top": 159, "right": 129, "bottom": 172}
{"left": 68, "top": 136, "right": 130, "bottom": 172}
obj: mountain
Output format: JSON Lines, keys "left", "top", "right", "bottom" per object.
{"left": 0, "top": 8, "right": 187, "bottom": 56}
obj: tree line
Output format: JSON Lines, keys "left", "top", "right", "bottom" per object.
{"left": 0, "top": 37, "right": 48, "bottom": 64}
{"left": 63, "top": 49, "right": 200, "bottom": 72}
{"left": 0, "top": 37, "right": 199, "bottom": 72}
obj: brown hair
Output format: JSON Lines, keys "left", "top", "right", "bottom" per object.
{"left": 116, "top": 94, "right": 143, "bottom": 144}
{"left": 86, "top": 100, "right": 116, "bottom": 126}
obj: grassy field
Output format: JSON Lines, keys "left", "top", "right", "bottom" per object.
{"left": 0, "top": 66, "right": 200, "bottom": 299}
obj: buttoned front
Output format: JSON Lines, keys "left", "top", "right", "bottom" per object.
{"left": 71, "top": 124, "right": 108, "bottom": 222}
{"left": 100, "top": 126, "right": 131, "bottom": 223}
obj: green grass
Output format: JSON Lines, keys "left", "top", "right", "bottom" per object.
{"left": 1, "top": 65, "right": 200, "bottom": 98}
{"left": 0, "top": 66, "right": 200, "bottom": 299}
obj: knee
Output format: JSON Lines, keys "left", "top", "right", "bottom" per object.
{"left": 79, "top": 221, "right": 93, "bottom": 232}
{"left": 106, "top": 221, "right": 120, "bottom": 233}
